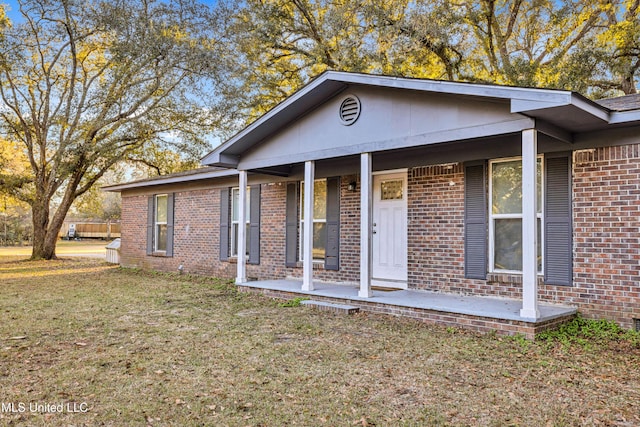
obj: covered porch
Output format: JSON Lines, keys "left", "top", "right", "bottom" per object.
{"left": 201, "top": 72, "right": 596, "bottom": 335}
{"left": 238, "top": 279, "right": 577, "bottom": 339}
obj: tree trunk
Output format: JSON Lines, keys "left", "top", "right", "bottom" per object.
{"left": 30, "top": 193, "right": 74, "bottom": 260}
{"left": 30, "top": 198, "right": 54, "bottom": 259}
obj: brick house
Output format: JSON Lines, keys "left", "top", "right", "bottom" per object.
{"left": 105, "top": 72, "right": 640, "bottom": 336}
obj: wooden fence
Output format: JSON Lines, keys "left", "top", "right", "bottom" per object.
{"left": 58, "top": 222, "right": 121, "bottom": 239}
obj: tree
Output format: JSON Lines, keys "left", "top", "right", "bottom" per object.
{"left": 0, "top": 0, "right": 221, "bottom": 259}
{"left": 217, "top": 0, "right": 639, "bottom": 127}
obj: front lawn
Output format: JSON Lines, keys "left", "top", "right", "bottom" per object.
{"left": 0, "top": 258, "right": 639, "bottom": 426}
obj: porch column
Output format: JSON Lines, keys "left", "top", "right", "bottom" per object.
{"left": 235, "top": 170, "right": 248, "bottom": 284}
{"left": 520, "top": 129, "right": 540, "bottom": 319}
{"left": 302, "top": 160, "right": 315, "bottom": 291}
{"left": 359, "top": 152, "right": 373, "bottom": 298}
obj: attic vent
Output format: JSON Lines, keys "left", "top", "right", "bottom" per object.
{"left": 339, "top": 95, "right": 361, "bottom": 126}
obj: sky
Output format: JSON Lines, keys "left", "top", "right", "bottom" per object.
{"left": 3, "top": 1, "right": 21, "bottom": 22}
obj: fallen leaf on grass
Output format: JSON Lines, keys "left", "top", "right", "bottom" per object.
{"left": 9, "top": 336, "right": 26, "bottom": 340}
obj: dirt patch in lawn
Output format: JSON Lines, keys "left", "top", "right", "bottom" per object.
{"left": 1, "top": 258, "right": 639, "bottom": 426}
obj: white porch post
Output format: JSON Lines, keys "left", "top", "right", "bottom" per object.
{"left": 302, "top": 160, "right": 315, "bottom": 291}
{"left": 520, "top": 129, "right": 540, "bottom": 319}
{"left": 359, "top": 152, "right": 373, "bottom": 298}
{"left": 235, "top": 170, "right": 248, "bottom": 284}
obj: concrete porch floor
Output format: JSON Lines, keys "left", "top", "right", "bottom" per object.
{"left": 238, "top": 279, "right": 577, "bottom": 338}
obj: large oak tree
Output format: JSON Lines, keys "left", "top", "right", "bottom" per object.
{"left": 0, "top": 0, "right": 221, "bottom": 259}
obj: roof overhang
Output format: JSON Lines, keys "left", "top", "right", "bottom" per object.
{"left": 102, "top": 168, "right": 238, "bottom": 192}
{"left": 201, "top": 71, "right": 629, "bottom": 169}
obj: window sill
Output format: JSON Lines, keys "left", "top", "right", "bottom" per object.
{"left": 151, "top": 251, "right": 169, "bottom": 257}
{"left": 487, "top": 272, "right": 544, "bottom": 285}
{"left": 290, "top": 261, "right": 326, "bottom": 270}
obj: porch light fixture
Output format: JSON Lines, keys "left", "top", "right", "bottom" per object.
{"left": 339, "top": 95, "right": 361, "bottom": 125}
{"left": 348, "top": 181, "right": 357, "bottom": 192}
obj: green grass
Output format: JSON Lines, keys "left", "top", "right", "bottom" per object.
{"left": 0, "top": 239, "right": 109, "bottom": 258}
{"left": 1, "top": 257, "right": 639, "bottom": 426}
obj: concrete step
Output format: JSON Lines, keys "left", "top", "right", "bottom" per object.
{"left": 301, "top": 300, "right": 360, "bottom": 315}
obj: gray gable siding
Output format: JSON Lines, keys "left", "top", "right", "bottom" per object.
{"left": 240, "top": 86, "right": 528, "bottom": 171}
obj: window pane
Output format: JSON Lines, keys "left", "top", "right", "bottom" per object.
{"left": 245, "top": 223, "right": 250, "bottom": 256}
{"left": 231, "top": 187, "right": 250, "bottom": 223}
{"left": 231, "top": 223, "right": 238, "bottom": 256}
{"left": 537, "top": 218, "right": 542, "bottom": 272}
{"left": 494, "top": 218, "right": 522, "bottom": 271}
{"left": 536, "top": 161, "right": 542, "bottom": 214}
{"left": 313, "top": 222, "right": 327, "bottom": 260}
{"left": 381, "top": 179, "right": 403, "bottom": 200}
{"left": 232, "top": 189, "right": 239, "bottom": 221}
{"left": 156, "top": 195, "right": 168, "bottom": 223}
{"left": 231, "top": 223, "right": 250, "bottom": 257}
{"left": 494, "top": 218, "right": 542, "bottom": 272}
{"left": 492, "top": 159, "right": 542, "bottom": 214}
{"left": 156, "top": 224, "right": 167, "bottom": 251}
{"left": 300, "top": 222, "right": 327, "bottom": 260}
{"left": 314, "top": 180, "right": 327, "bottom": 219}
{"left": 300, "top": 180, "right": 327, "bottom": 220}
{"left": 492, "top": 160, "right": 522, "bottom": 214}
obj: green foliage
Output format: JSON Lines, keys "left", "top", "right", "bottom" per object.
{"left": 217, "top": 0, "right": 639, "bottom": 133}
{"left": 537, "top": 314, "right": 640, "bottom": 348}
{"left": 0, "top": 0, "right": 222, "bottom": 259}
{"left": 279, "top": 297, "right": 310, "bottom": 307}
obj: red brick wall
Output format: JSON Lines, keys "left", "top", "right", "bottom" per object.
{"left": 120, "top": 189, "right": 234, "bottom": 278}
{"left": 404, "top": 146, "right": 640, "bottom": 329}
{"left": 568, "top": 146, "right": 640, "bottom": 328}
{"left": 284, "top": 175, "right": 361, "bottom": 284}
{"left": 121, "top": 144, "right": 640, "bottom": 328}
{"left": 121, "top": 177, "right": 362, "bottom": 284}
{"left": 408, "top": 164, "right": 469, "bottom": 292}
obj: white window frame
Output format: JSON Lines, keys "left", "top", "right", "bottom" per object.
{"left": 299, "top": 179, "right": 327, "bottom": 262}
{"left": 488, "top": 156, "right": 544, "bottom": 274}
{"left": 231, "top": 187, "right": 250, "bottom": 258}
{"left": 154, "top": 194, "right": 168, "bottom": 253}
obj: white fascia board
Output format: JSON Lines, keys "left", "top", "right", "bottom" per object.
{"left": 510, "top": 98, "right": 570, "bottom": 113}
{"left": 609, "top": 109, "right": 640, "bottom": 124}
{"left": 102, "top": 169, "right": 238, "bottom": 192}
{"left": 511, "top": 93, "right": 610, "bottom": 124}
{"left": 333, "top": 71, "right": 572, "bottom": 102}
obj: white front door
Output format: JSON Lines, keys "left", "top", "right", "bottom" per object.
{"left": 372, "top": 171, "right": 408, "bottom": 288}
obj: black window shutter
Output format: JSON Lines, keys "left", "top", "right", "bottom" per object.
{"left": 248, "top": 185, "right": 261, "bottom": 265}
{"left": 464, "top": 162, "right": 487, "bottom": 279}
{"left": 325, "top": 177, "right": 340, "bottom": 270}
{"left": 146, "top": 196, "right": 154, "bottom": 255}
{"left": 165, "top": 193, "right": 175, "bottom": 257}
{"left": 219, "top": 188, "right": 230, "bottom": 261}
{"left": 544, "top": 153, "right": 572, "bottom": 286}
{"left": 285, "top": 182, "right": 299, "bottom": 267}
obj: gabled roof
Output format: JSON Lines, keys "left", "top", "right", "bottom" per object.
{"left": 201, "top": 71, "right": 629, "bottom": 168}
{"left": 596, "top": 93, "right": 640, "bottom": 112}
